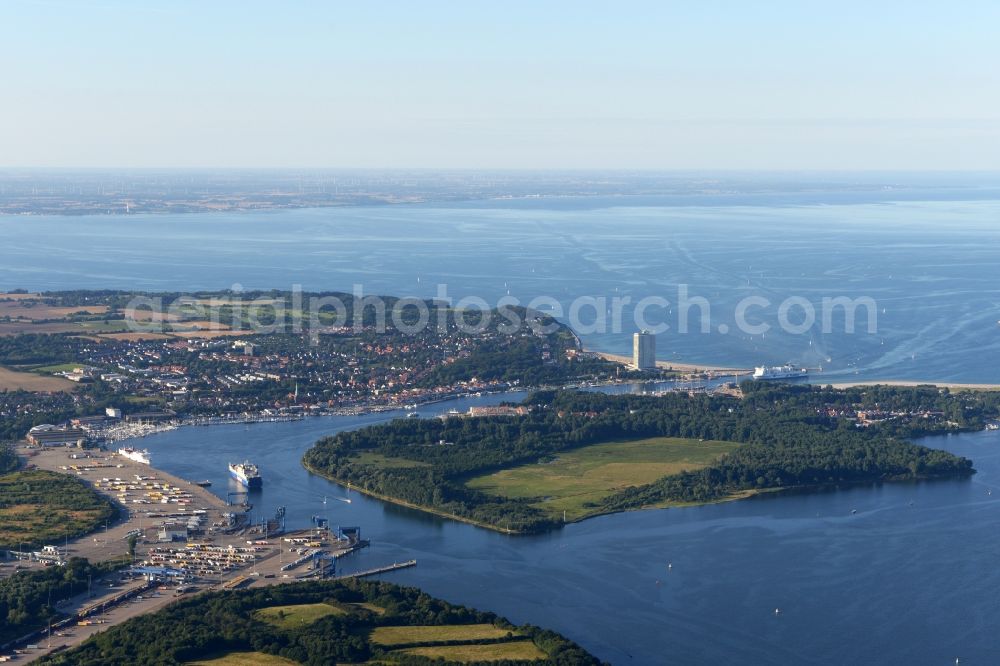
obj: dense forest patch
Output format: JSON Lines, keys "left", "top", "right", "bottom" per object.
{"left": 0, "top": 558, "right": 124, "bottom": 645}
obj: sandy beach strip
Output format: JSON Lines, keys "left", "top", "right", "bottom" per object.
{"left": 828, "top": 380, "right": 1000, "bottom": 391}
{"left": 589, "top": 350, "right": 752, "bottom": 374}
{"left": 589, "top": 348, "right": 1000, "bottom": 389}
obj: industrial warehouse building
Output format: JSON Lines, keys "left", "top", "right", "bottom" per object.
{"left": 25, "top": 424, "right": 87, "bottom": 447}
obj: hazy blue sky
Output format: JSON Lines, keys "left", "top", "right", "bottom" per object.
{"left": 2, "top": 1, "right": 999, "bottom": 169}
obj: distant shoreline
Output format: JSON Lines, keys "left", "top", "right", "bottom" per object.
{"left": 587, "top": 348, "right": 1000, "bottom": 390}
{"left": 828, "top": 380, "right": 1000, "bottom": 391}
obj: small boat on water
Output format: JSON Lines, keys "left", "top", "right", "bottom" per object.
{"left": 195, "top": 480, "right": 212, "bottom": 487}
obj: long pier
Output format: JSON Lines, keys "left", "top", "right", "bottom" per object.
{"left": 335, "top": 560, "right": 416, "bottom": 579}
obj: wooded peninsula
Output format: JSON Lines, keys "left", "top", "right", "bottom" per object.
{"left": 303, "top": 383, "right": 988, "bottom": 533}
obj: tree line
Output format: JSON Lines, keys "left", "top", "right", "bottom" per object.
{"left": 0, "top": 558, "right": 123, "bottom": 646}
{"left": 40, "top": 578, "right": 603, "bottom": 665}
{"left": 0, "top": 443, "right": 17, "bottom": 473}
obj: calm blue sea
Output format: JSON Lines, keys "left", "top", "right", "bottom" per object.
{"left": 4, "top": 194, "right": 1000, "bottom": 382}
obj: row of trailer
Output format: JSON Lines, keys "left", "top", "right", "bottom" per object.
{"left": 144, "top": 543, "right": 264, "bottom": 577}
{"left": 92, "top": 474, "right": 197, "bottom": 507}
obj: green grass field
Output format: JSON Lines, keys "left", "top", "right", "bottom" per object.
{"left": 350, "top": 451, "right": 430, "bottom": 469}
{"left": 0, "top": 470, "right": 117, "bottom": 549}
{"left": 74, "top": 320, "right": 129, "bottom": 332}
{"left": 186, "top": 651, "right": 299, "bottom": 666}
{"left": 29, "top": 362, "right": 83, "bottom": 374}
{"left": 466, "top": 436, "right": 740, "bottom": 521}
{"left": 348, "top": 601, "right": 386, "bottom": 615}
{"left": 0, "top": 366, "right": 75, "bottom": 391}
{"left": 123, "top": 395, "right": 164, "bottom": 405}
{"left": 395, "top": 640, "right": 546, "bottom": 662}
{"left": 253, "top": 603, "right": 344, "bottom": 630}
{"left": 370, "top": 623, "right": 513, "bottom": 646}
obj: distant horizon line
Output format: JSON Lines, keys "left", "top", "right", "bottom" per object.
{"left": 1, "top": 167, "right": 999, "bottom": 174}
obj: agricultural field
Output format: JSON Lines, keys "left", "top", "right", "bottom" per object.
{"left": 30, "top": 362, "right": 84, "bottom": 374}
{"left": 39, "top": 578, "right": 600, "bottom": 665}
{"left": 96, "top": 331, "right": 174, "bottom": 341}
{"left": 74, "top": 321, "right": 130, "bottom": 333}
{"left": 466, "top": 436, "right": 741, "bottom": 521}
{"left": 0, "top": 366, "right": 75, "bottom": 391}
{"left": 194, "top": 297, "right": 282, "bottom": 307}
{"left": 370, "top": 623, "right": 513, "bottom": 646}
{"left": 348, "top": 601, "right": 386, "bottom": 615}
{"left": 0, "top": 297, "right": 109, "bottom": 320}
{"left": 0, "top": 321, "right": 105, "bottom": 336}
{"left": 166, "top": 329, "right": 244, "bottom": 339}
{"left": 0, "top": 292, "right": 42, "bottom": 300}
{"left": 396, "top": 641, "right": 548, "bottom": 662}
{"left": 187, "top": 652, "right": 298, "bottom": 666}
{"left": 0, "top": 292, "right": 248, "bottom": 339}
{"left": 168, "top": 320, "right": 233, "bottom": 331}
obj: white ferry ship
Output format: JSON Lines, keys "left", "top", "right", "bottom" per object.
{"left": 117, "top": 446, "right": 151, "bottom": 465}
{"left": 229, "top": 461, "right": 262, "bottom": 489}
{"left": 752, "top": 364, "right": 808, "bottom": 381}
